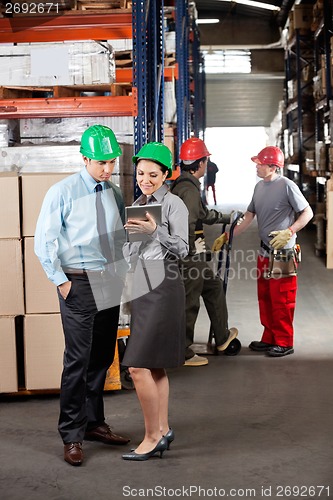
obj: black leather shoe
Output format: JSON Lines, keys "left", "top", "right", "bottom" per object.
{"left": 122, "top": 437, "right": 168, "bottom": 461}
{"left": 249, "top": 341, "right": 274, "bottom": 352}
{"left": 84, "top": 423, "right": 130, "bottom": 445}
{"left": 64, "top": 442, "right": 83, "bottom": 466}
{"left": 266, "top": 346, "right": 294, "bottom": 357}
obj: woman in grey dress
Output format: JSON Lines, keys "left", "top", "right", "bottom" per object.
{"left": 122, "top": 142, "right": 188, "bottom": 461}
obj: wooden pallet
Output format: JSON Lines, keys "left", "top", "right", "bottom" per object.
{"left": 75, "top": 0, "right": 131, "bottom": 10}
{"left": 115, "top": 51, "right": 177, "bottom": 69}
{"left": 115, "top": 50, "right": 133, "bottom": 68}
{"left": 165, "top": 52, "right": 176, "bottom": 67}
{"left": 0, "top": 84, "right": 133, "bottom": 99}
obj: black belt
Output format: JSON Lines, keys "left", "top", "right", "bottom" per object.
{"left": 64, "top": 268, "right": 109, "bottom": 276}
{"left": 260, "top": 241, "right": 294, "bottom": 258}
{"left": 260, "top": 241, "right": 273, "bottom": 253}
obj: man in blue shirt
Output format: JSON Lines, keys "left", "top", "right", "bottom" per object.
{"left": 35, "top": 125, "right": 130, "bottom": 466}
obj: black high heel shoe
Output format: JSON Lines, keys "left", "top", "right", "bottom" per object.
{"left": 122, "top": 437, "right": 168, "bottom": 461}
{"left": 164, "top": 428, "right": 175, "bottom": 450}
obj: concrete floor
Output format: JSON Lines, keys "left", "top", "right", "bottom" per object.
{"left": 1, "top": 222, "right": 333, "bottom": 500}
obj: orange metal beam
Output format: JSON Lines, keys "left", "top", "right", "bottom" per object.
{"left": 0, "top": 13, "right": 132, "bottom": 43}
{"left": 115, "top": 68, "right": 133, "bottom": 84}
{"left": 116, "top": 65, "right": 178, "bottom": 83}
{"left": 0, "top": 95, "right": 137, "bottom": 119}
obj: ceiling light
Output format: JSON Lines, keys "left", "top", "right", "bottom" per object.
{"left": 218, "top": 0, "right": 280, "bottom": 11}
{"left": 197, "top": 18, "right": 220, "bottom": 24}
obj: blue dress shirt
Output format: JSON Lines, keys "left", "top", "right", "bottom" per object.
{"left": 34, "top": 167, "right": 126, "bottom": 286}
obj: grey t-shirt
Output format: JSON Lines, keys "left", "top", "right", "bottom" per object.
{"left": 247, "top": 175, "right": 309, "bottom": 254}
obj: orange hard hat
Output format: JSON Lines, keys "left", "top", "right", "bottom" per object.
{"left": 179, "top": 137, "right": 211, "bottom": 162}
{"left": 251, "top": 146, "right": 284, "bottom": 168}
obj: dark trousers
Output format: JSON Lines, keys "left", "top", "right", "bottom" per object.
{"left": 180, "top": 258, "right": 229, "bottom": 359}
{"left": 57, "top": 272, "right": 120, "bottom": 444}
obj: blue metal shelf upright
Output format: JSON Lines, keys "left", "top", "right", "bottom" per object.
{"left": 190, "top": 14, "right": 206, "bottom": 140}
{"left": 132, "top": 0, "right": 165, "bottom": 198}
{"left": 175, "top": 0, "right": 190, "bottom": 161}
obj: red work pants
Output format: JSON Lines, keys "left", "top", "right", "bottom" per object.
{"left": 257, "top": 255, "right": 298, "bottom": 347}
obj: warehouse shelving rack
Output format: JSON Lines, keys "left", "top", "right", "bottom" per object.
{"left": 284, "top": 28, "right": 316, "bottom": 199}
{"left": 0, "top": 1, "right": 205, "bottom": 172}
{"left": 313, "top": 0, "right": 333, "bottom": 196}
{"left": 0, "top": 13, "right": 137, "bottom": 118}
{"left": 312, "top": 1, "right": 333, "bottom": 256}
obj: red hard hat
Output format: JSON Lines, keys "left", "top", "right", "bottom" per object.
{"left": 251, "top": 146, "right": 284, "bottom": 168}
{"left": 179, "top": 137, "right": 211, "bottom": 162}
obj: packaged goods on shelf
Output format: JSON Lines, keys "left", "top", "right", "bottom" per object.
{"left": 165, "top": 31, "right": 176, "bottom": 54}
{"left": 19, "top": 116, "right": 134, "bottom": 144}
{"left": 118, "top": 143, "right": 134, "bottom": 207}
{"left": 0, "top": 120, "right": 8, "bottom": 147}
{"left": 110, "top": 39, "right": 133, "bottom": 52}
{"left": 313, "top": 74, "right": 324, "bottom": 102}
{"left": 164, "top": 81, "right": 177, "bottom": 124}
{"left": 0, "top": 41, "right": 115, "bottom": 86}
{"left": 292, "top": 4, "right": 313, "bottom": 30}
{"left": 305, "top": 150, "right": 316, "bottom": 173}
{"left": 315, "top": 141, "right": 326, "bottom": 170}
{"left": 0, "top": 145, "right": 82, "bottom": 173}
{"left": 328, "top": 148, "right": 333, "bottom": 172}
{"left": 0, "top": 316, "right": 18, "bottom": 393}
{"left": 0, "top": 119, "right": 19, "bottom": 147}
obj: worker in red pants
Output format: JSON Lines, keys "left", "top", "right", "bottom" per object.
{"left": 257, "top": 255, "right": 297, "bottom": 348}
{"left": 221, "top": 146, "right": 313, "bottom": 356}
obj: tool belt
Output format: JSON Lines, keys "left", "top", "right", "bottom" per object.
{"left": 260, "top": 241, "right": 300, "bottom": 279}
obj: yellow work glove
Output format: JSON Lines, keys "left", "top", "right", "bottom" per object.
{"left": 212, "top": 232, "right": 228, "bottom": 252}
{"left": 269, "top": 228, "right": 293, "bottom": 250}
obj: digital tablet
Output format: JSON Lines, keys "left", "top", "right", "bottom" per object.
{"left": 125, "top": 204, "right": 162, "bottom": 242}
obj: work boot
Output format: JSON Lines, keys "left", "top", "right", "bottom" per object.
{"left": 266, "top": 346, "right": 294, "bottom": 357}
{"left": 249, "top": 341, "right": 274, "bottom": 352}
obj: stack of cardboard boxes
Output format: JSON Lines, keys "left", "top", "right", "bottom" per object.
{"left": 0, "top": 173, "right": 24, "bottom": 393}
{"left": 0, "top": 171, "right": 122, "bottom": 394}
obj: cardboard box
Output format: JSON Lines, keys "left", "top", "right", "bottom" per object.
{"left": 0, "top": 316, "right": 18, "bottom": 393}
{"left": 24, "top": 237, "right": 60, "bottom": 314}
{"left": 293, "top": 5, "right": 313, "bottom": 30}
{"left": 24, "top": 313, "right": 121, "bottom": 391}
{"left": 0, "top": 239, "right": 24, "bottom": 315}
{"left": 21, "top": 172, "right": 71, "bottom": 237}
{"left": 24, "top": 314, "right": 64, "bottom": 390}
{"left": 0, "top": 172, "right": 21, "bottom": 238}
